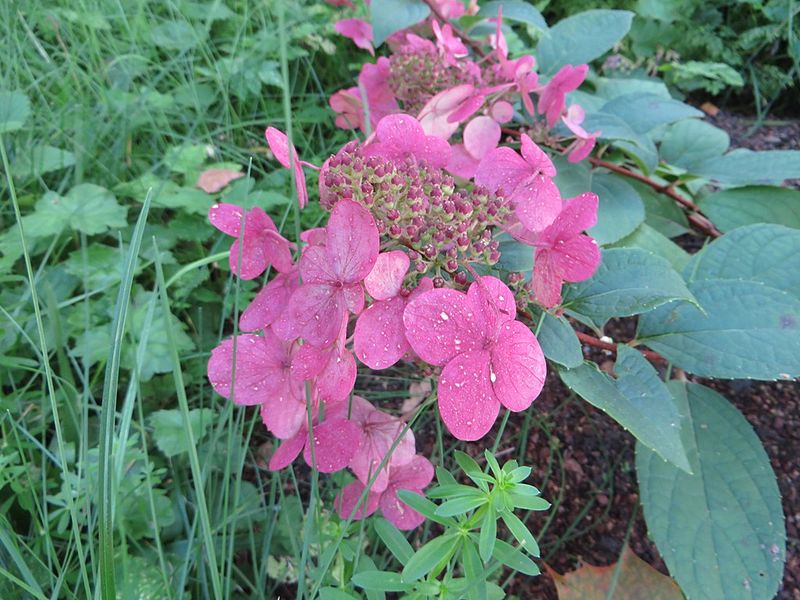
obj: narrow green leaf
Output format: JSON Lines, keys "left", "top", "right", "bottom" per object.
{"left": 352, "top": 571, "right": 412, "bottom": 592}
{"left": 491, "top": 539, "right": 540, "bottom": 576}
{"left": 435, "top": 495, "right": 488, "bottom": 517}
{"left": 374, "top": 517, "right": 414, "bottom": 565}
{"left": 501, "top": 512, "right": 540, "bottom": 557}
{"left": 401, "top": 534, "right": 460, "bottom": 582}
{"left": 478, "top": 505, "right": 497, "bottom": 562}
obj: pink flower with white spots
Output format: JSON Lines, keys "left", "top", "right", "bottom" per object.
{"left": 537, "top": 64, "right": 588, "bottom": 128}
{"left": 364, "top": 113, "right": 452, "bottom": 168}
{"left": 532, "top": 193, "right": 601, "bottom": 308}
{"left": 291, "top": 318, "right": 357, "bottom": 403}
{"left": 239, "top": 268, "right": 301, "bottom": 333}
{"left": 404, "top": 276, "right": 546, "bottom": 441}
{"left": 208, "top": 203, "right": 294, "bottom": 280}
{"left": 447, "top": 115, "right": 501, "bottom": 179}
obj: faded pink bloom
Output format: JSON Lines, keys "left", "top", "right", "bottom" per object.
{"left": 562, "top": 104, "right": 600, "bottom": 163}
{"left": 432, "top": 20, "right": 467, "bottom": 64}
{"left": 431, "top": 0, "right": 468, "bottom": 18}
{"left": 358, "top": 57, "right": 400, "bottom": 127}
{"left": 447, "top": 116, "right": 501, "bottom": 179}
{"left": 417, "top": 84, "right": 478, "bottom": 140}
{"left": 329, "top": 87, "right": 365, "bottom": 131}
{"left": 196, "top": 168, "right": 243, "bottom": 193}
{"left": 489, "top": 100, "right": 514, "bottom": 123}
{"left": 336, "top": 454, "right": 434, "bottom": 529}
{"left": 239, "top": 269, "right": 301, "bottom": 333}
{"left": 538, "top": 64, "right": 588, "bottom": 128}
{"left": 532, "top": 193, "right": 601, "bottom": 308}
{"left": 335, "top": 18, "right": 374, "bottom": 56}
{"left": 355, "top": 258, "right": 433, "bottom": 369}
{"left": 364, "top": 113, "right": 451, "bottom": 168}
{"left": 207, "top": 331, "right": 304, "bottom": 438}
{"left": 208, "top": 203, "right": 294, "bottom": 280}
{"left": 274, "top": 200, "right": 379, "bottom": 347}
{"left": 269, "top": 400, "right": 361, "bottom": 473}
{"left": 266, "top": 127, "right": 319, "bottom": 209}
{"left": 348, "top": 396, "right": 416, "bottom": 492}
{"left": 404, "top": 277, "right": 546, "bottom": 441}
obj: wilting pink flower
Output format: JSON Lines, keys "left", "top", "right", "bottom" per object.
{"left": 333, "top": 58, "right": 398, "bottom": 132}
{"left": 404, "top": 276, "right": 546, "bottom": 440}
{"left": 208, "top": 203, "right": 294, "bottom": 280}
{"left": 274, "top": 200, "right": 379, "bottom": 347}
{"left": 348, "top": 396, "right": 416, "bottom": 492}
{"left": 329, "top": 87, "right": 365, "bottom": 131}
{"left": 418, "top": 84, "right": 478, "bottom": 140}
{"left": 489, "top": 100, "right": 514, "bottom": 123}
{"left": 239, "top": 269, "right": 301, "bottom": 333}
{"left": 207, "top": 331, "right": 305, "bottom": 438}
{"left": 562, "top": 104, "right": 600, "bottom": 163}
{"left": 354, "top": 251, "right": 433, "bottom": 369}
{"left": 196, "top": 168, "right": 243, "bottom": 193}
{"left": 336, "top": 454, "right": 434, "bottom": 529}
{"left": 532, "top": 192, "right": 601, "bottom": 308}
{"left": 269, "top": 400, "right": 361, "bottom": 472}
{"left": 364, "top": 114, "right": 451, "bottom": 168}
{"left": 538, "top": 64, "right": 588, "bottom": 128}
{"left": 266, "top": 127, "right": 319, "bottom": 209}
{"left": 432, "top": 21, "right": 467, "bottom": 64}
{"left": 447, "top": 115, "right": 501, "bottom": 179}
{"left": 335, "top": 18, "right": 374, "bottom": 55}
{"left": 291, "top": 318, "right": 356, "bottom": 403}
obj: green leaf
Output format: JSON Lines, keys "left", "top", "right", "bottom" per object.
{"left": 35, "top": 184, "right": 128, "bottom": 236}
{"left": 374, "top": 517, "right": 414, "bottom": 565}
{"left": 352, "top": 571, "right": 412, "bottom": 592}
{"left": 563, "top": 248, "right": 695, "bottom": 327}
{"left": 508, "top": 492, "right": 551, "bottom": 512}
{"left": 461, "top": 538, "right": 488, "bottom": 600}
{"left": 560, "top": 349, "right": 691, "bottom": 472}
{"left": 454, "top": 450, "right": 482, "bottom": 478}
{"left": 477, "top": 1, "right": 547, "bottom": 31}
{"left": 501, "top": 511, "right": 540, "bottom": 557}
{"left": 537, "top": 10, "right": 634, "bottom": 75}
{"left": 611, "top": 223, "right": 689, "bottom": 272}
{"left": 401, "top": 534, "right": 459, "bottom": 582}
{"left": 396, "top": 490, "right": 455, "bottom": 527}
{"left": 371, "top": 0, "right": 430, "bottom": 46}
{"left": 660, "top": 119, "right": 729, "bottom": 171}
{"left": 151, "top": 20, "right": 205, "bottom": 51}
{"left": 0, "top": 90, "right": 31, "bottom": 133}
{"left": 537, "top": 313, "right": 583, "bottom": 368}
{"left": 694, "top": 149, "right": 800, "bottom": 185}
{"left": 478, "top": 505, "right": 497, "bottom": 562}
{"left": 631, "top": 180, "right": 690, "bottom": 238}
{"left": 589, "top": 172, "right": 645, "bottom": 245}
{"left": 319, "top": 588, "right": 360, "bottom": 600}
{"left": 148, "top": 408, "right": 215, "bottom": 457}
{"left": 12, "top": 145, "right": 76, "bottom": 178}
{"left": 698, "top": 186, "right": 800, "bottom": 232}
{"left": 638, "top": 279, "right": 800, "bottom": 380}
{"left": 684, "top": 224, "right": 800, "bottom": 300}
{"left": 599, "top": 94, "right": 702, "bottom": 134}
{"left": 435, "top": 495, "right": 487, "bottom": 517}
{"left": 636, "top": 383, "right": 785, "bottom": 600}
{"left": 491, "top": 539, "right": 540, "bottom": 576}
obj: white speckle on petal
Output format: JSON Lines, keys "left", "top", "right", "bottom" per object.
{"left": 440, "top": 312, "right": 449, "bottom": 320}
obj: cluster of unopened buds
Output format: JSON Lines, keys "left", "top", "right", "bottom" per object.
{"left": 207, "top": 6, "right": 602, "bottom": 530}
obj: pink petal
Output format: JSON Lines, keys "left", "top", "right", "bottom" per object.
{"left": 544, "top": 192, "right": 599, "bottom": 240}
{"left": 490, "top": 320, "right": 546, "bottom": 412}
{"left": 513, "top": 175, "right": 563, "bottom": 234}
{"left": 467, "top": 276, "right": 517, "bottom": 330}
{"left": 354, "top": 296, "right": 409, "bottom": 370}
{"left": 403, "top": 288, "right": 486, "bottom": 366}
{"left": 567, "top": 136, "right": 596, "bottom": 163}
{"left": 532, "top": 250, "right": 563, "bottom": 309}
{"left": 474, "top": 147, "right": 531, "bottom": 196}
{"left": 265, "top": 127, "right": 308, "bottom": 209}
{"left": 300, "top": 244, "right": 337, "bottom": 284}
{"left": 326, "top": 200, "right": 380, "bottom": 283}
{"left": 330, "top": 88, "right": 365, "bottom": 131}
{"left": 358, "top": 58, "right": 399, "bottom": 127}
{"left": 273, "top": 283, "right": 346, "bottom": 346}
{"left": 446, "top": 143, "right": 481, "bottom": 179}
{"left": 335, "top": 18, "right": 374, "bottom": 55}
{"left": 303, "top": 416, "right": 361, "bottom": 473}
{"left": 318, "top": 345, "right": 357, "bottom": 403}
{"left": 344, "top": 284, "right": 365, "bottom": 314}
{"left": 369, "top": 114, "right": 451, "bottom": 168}
{"left": 269, "top": 430, "right": 306, "bottom": 471}
{"left": 380, "top": 489, "right": 427, "bottom": 530}
{"left": 260, "top": 393, "right": 306, "bottom": 439}
{"left": 551, "top": 234, "right": 601, "bottom": 282}
{"left": 388, "top": 454, "right": 434, "bottom": 491}
{"left": 301, "top": 227, "right": 327, "bottom": 246}
{"left": 438, "top": 350, "right": 500, "bottom": 441}
{"left": 197, "top": 169, "right": 244, "bottom": 194}
{"left": 364, "top": 250, "right": 409, "bottom": 300}
{"left": 239, "top": 269, "right": 300, "bottom": 332}
{"left": 520, "top": 135, "right": 556, "bottom": 177}
{"left": 490, "top": 100, "right": 514, "bottom": 123}
{"left": 208, "top": 202, "right": 244, "bottom": 236}
{"left": 463, "top": 116, "right": 501, "bottom": 160}
{"left": 380, "top": 456, "right": 435, "bottom": 529}
{"left": 335, "top": 480, "right": 380, "bottom": 521}
{"left": 562, "top": 104, "right": 589, "bottom": 137}
{"left": 207, "top": 332, "right": 292, "bottom": 406}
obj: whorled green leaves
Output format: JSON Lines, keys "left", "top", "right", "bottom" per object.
{"left": 636, "top": 383, "right": 785, "bottom": 600}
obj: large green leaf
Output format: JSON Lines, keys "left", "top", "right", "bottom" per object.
{"left": 0, "top": 90, "right": 31, "bottom": 133}
{"left": 599, "top": 94, "right": 702, "bottom": 134}
{"left": 694, "top": 149, "right": 800, "bottom": 185}
{"left": 638, "top": 279, "right": 800, "bottom": 379}
{"left": 372, "top": 0, "right": 430, "bottom": 46}
{"left": 659, "top": 119, "right": 729, "bottom": 171}
{"left": 563, "top": 248, "right": 695, "bottom": 327}
{"left": 684, "top": 224, "right": 800, "bottom": 300}
{"left": 631, "top": 180, "right": 690, "bottom": 239}
{"left": 611, "top": 223, "right": 689, "bottom": 272}
{"left": 560, "top": 348, "right": 690, "bottom": 472}
{"left": 148, "top": 408, "right": 215, "bottom": 457}
{"left": 536, "top": 10, "right": 634, "bottom": 75}
{"left": 589, "top": 172, "right": 645, "bottom": 245}
{"left": 636, "top": 383, "right": 785, "bottom": 600}
{"left": 698, "top": 186, "right": 800, "bottom": 232}
{"left": 537, "top": 313, "right": 583, "bottom": 368}
{"left": 35, "top": 184, "right": 128, "bottom": 236}
{"left": 12, "top": 145, "right": 76, "bottom": 178}
{"left": 478, "top": 1, "right": 547, "bottom": 31}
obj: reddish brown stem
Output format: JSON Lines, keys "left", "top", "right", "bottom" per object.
{"left": 574, "top": 332, "right": 665, "bottom": 363}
